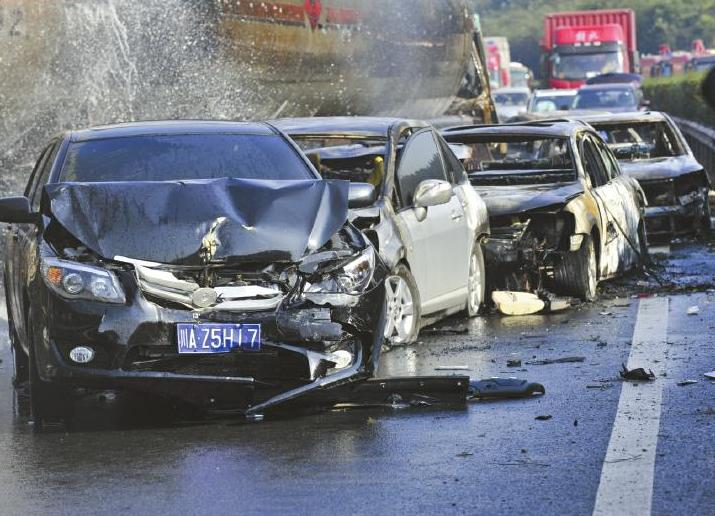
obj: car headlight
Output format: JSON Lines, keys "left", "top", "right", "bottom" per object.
{"left": 41, "top": 258, "right": 126, "bottom": 304}
{"left": 304, "top": 247, "right": 375, "bottom": 295}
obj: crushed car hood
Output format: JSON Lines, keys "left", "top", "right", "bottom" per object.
{"left": 619, "top": 155, "right": 704, "bottom": 182}
{"left": 45, "top": 178, "right": 349, "bottom": 265}
{"left": 474, "top": 182, "right": 584, "bottom": 217}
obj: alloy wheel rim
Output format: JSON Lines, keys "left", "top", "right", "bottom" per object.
{"left": 383, "top": 275, "right": 415, "bottom": 344}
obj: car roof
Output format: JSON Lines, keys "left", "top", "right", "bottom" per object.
{"left": 494, "top": 87, "right": 531, "bottom": 94}
{"left": 442, "top": 119, "right": 587, "bottom": 139}
{"left": 577, "top": 111, "right": 669, "bottom": 125}
{"left": 68, "top": 120, "right": 276, "bottom": 142}
{"left": 577, "top": 83, "right": 637, "bottom": 92}
{"left": 532, "top": 89, "right": 578, "bottom": 96}
{"left": 271, "top": 116, "right": 427, "bottom": 138}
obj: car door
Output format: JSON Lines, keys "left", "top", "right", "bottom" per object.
{"left": 8, "top": 142, "right": 58, "bottom": 348}
{"left": 395, "top": 129, "right": 470, "bottom": 313}
{"left": 579, "top": 135, "right": 626, "bottom": 278}
{"left": 593, "top": 136, "right": 642, "bottom": 269}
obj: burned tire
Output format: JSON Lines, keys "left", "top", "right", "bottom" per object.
{"left": 383, "top": 264, "right": 421, "bottom": 345}
{"left": 467, "top": 243, "right": 486, "bottom": 317}
{"left": 553, "top": 235, "right": 597, "bottom": 302}
{"left": 698, "top": 197, "right": 712, "bottom": 238}
{"left": 28, "top": 311, "right": 73, "bottom": 428}
{"left": 637, "top": 221, "right": 650, "bottom": 267}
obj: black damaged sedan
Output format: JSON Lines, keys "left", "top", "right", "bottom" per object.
{"left": 1, "top": 121, "right": 386, "bottom": 426}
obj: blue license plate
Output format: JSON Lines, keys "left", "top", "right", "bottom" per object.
{"left": 176, "top": 323, "right": 261, "bottom": 354}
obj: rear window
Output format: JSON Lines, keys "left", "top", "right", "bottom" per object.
{"left": 61, "top": 134, "right": 313, "bottom": 182}
{"left": 573, "top": 88, "right": 636, "bottom": 110}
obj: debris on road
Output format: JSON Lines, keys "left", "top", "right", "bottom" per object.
{"left": 587, "top": 383, "right": 614, "bottom": 390}
{"left": 468, "top": 378, "right": 545, "bottom": 399}
{"left": 526, "top": 356, "right": 585, "bottom": 365}
{"left": 492, "top": 291, "right": 544, "bottom": 315}
{"left": 703, "top": 371, "right": 715, "bottom": 380}
{"left": 619, "top": 364, "right": 656, "bottom": 381}
{"left": 507, "top": 352, "right": 522, "bottom": 367}
{"left": 435, "top": 365, "right": 471, "bottom": 371}
{"left": 456, "top": 451, "right": 474, "bottom": 458}
{"left": 687, "top": 306, "right": 700, "bottom": 315}
{"left": 535, "top": 415, "right": 552, "bottom": 420}
{"left": 423, "top": 326, "right": 469, "bottom": 336}
{"left": 677, "top": 380, "right": 699, "bottom": 386}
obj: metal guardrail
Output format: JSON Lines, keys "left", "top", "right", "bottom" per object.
{"left": 673, "top": 116, "right": 715, "bottom": 183}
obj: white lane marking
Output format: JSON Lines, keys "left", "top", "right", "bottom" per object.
{"left": 593, "top": 297, "right": 669, "bottom": 516}
{"left": 648, "top": 245, "right": 670, "bottom": 256}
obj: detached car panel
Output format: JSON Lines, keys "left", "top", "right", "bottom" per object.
{"left": 2, "top": 121, "right": 388, "bottom": 421}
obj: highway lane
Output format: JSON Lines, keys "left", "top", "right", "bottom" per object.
{"left": 0, "top": 243, "right": 714, "bottom": 515}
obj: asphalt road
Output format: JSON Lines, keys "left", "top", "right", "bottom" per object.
{"left": 1, "top": 243, "right": 714, "bottom": 515}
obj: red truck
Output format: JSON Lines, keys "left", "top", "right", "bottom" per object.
{"left": 541, "top": 9, "right": 638, "bottom": 89}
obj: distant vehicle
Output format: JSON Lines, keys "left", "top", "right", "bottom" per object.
{"left": 585, "top": 73, "right": 643, "bottom": 85}
{"left": 571, "top": 84, "right": 647, "bottom": 113}
{"left": 485, "top": 37, "right": 511, "bottom": 89}
{"left": 582, "top": 112, "right": 711, "bottom": 242}
{"left": 274, "top": 117, "right": 490, "bottom": 345}
{"left": 527, "top": 89, "right": 578, "bottom": 113}
{"left": 493, "top": 87, "right": 531, "bottom": 120}
{"left": 509, "top": 62, "right": 532, "bottom": 89}
{"left": 541, "top": 9, "right": 638, "bottom": 89}
{"left": 443, "top": 120, "right": 646, "bottom": 301}
{"left": 686, "top": 55, "right": 715, "bottom": 74}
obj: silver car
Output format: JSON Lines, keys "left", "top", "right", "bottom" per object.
{"left": 272, "top": 117, "right": 490, "bottom": 344}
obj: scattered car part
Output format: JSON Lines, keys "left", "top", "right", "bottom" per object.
{"left": 677, "top": 380, "right": 699, "bottom": 386}
{"left": 492, "top": 291, "right": 545, "bottom": 316}
{"left": 467, "top": 378, "right": 546, "bottom": 399}
{"left": 687, "top": 306, "right": 700, "bottom": 315}
{"left": 526, "top": 356, "right": 586, "bottom": 365}
{"left": 704, "top": 371, "right": 715, "bottom": 380}
{"left": 534, "top": 414, "right": 553, "bottom": 420}
{"left": 619, "top": 364, "right": 656, "bottom": 381}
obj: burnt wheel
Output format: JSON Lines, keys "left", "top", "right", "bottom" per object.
{"left": 698, "top": 197, "right": 712, "bottom": 238}
{"left": 553, "top": 235, "right": 597, "bottom": 301}
{"left": 383, "top": 264, "right": 421, "bottom": 345}
{"left": 28, "top": 311, "right": 73, "bottom": 428}
{"left": 637, "top": 221, "right": 650, "bottom": 267}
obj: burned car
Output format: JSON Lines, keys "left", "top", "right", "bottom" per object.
{"left": 1, "top": 121, "right": 387, "bottom": 425}
{"left": 442, "top": 120, "right": 647, "bottom": 301}
{"left": 272, "top": 117, "right": 490, "bottom": 344}
{"left": 582, "top": 111, "right": 711, "bottom": 242}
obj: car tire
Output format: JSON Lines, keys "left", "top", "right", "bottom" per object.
{"left": 383, "top": 264, "right": 421, "bottom": 345}
{"left": 467, "top": 243, "right": 486, "bottom": 317}
{"left": 698, "top": 197, "right": 712, "bottom": 238}
{"left": 637, "top": 220, "right": 650, "bottom": 267}
{"left": 5, "top": 297, "right": 29, "bottom": 387}
{"left": 553, "top": 235, "right": 598, "bottom": 302}
{"left": 27, "top": 311, "right": 73, "bottom": 428}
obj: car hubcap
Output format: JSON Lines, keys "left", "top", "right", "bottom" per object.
{"left": 383, "top": 275, "right": 415, "bottom": 344}
{"left": 468, "top": 253, "right": 483, "bottom": 313}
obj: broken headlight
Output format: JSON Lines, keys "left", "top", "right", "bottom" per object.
{"left": 303, "top": 246, "right": 375, "bottom": 295}
{"left": 41, "top": 257, "right": 126, "bottom": 304}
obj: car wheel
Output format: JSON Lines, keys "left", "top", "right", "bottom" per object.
{"left": 27, "top": 312, "right": 73, "bottom": 428}
{"left": 383, "top": 264, "right": 421, "bottom": 345}
{"left": 6, "top": 305, "right": 29, "bottom": 387}
{"left": 467, "top": 243, "right": 486, "bottom": 317}
{"left": 553, "top": 235, "right": 597, "bottom": 302}
{"left": 698, "top": 197, "right": 712, "bottom": 238}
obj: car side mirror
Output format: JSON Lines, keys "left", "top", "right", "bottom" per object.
{"left": 413, "top": 179, "right": 452, "bottom": 221}
{"left": 348, "top": 182, "right": 377, "bottom": 209}
{"left": 0, "top": 196, "right": 39, "bottom": 223}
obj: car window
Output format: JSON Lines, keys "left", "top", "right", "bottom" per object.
{"left": 61, "top": 134, "right": 314, "bottom": 182}
{"left": 396, "top": 130, "right": 447, "bottom": 207}
{"left": 580, "top": 137, "right": 608, "bottom": 187}
{"left": 26, "top": 142, "right": 59, "bottom": 210}
{"left": 438, "top": 136, "right": 467, "bottom": 184}
{"left": 592, "top": 137, "right": 621, "bottom": 180}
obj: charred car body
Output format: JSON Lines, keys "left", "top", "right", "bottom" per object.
{"left": 273, "top": 117, "right": 490, "bottom": 344}
{"left": 2, "top": 121, "right": 387, "bottom": 424}
{"left": 443, "top": 120, "right": 646, "bottom": 301}
{"left": 582, "top": 111, "right": 711, "bottom": 242}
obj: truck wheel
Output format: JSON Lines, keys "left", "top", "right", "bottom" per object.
{"left": 383, "top": 264, "right": 421, "bottom": 345}
{"left": 553, "top": 235, "right": 597, "bottom": 301}
{"left": 28, "top": 312, "right": 73, "bottom": 428}
{"left": 467, "top": 244, "right": 486, "bottom": 317}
